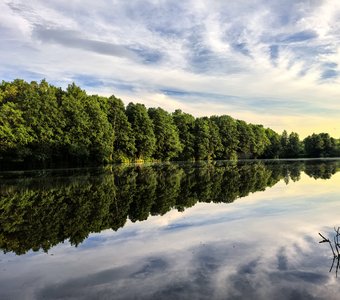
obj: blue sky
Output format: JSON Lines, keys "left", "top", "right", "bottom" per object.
{"left": 1, "top": 0, "right": 340, "bottom": 137}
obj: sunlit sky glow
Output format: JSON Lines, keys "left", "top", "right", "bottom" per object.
{"left": 1, "top": 0, "right": 340, "bottom": 137}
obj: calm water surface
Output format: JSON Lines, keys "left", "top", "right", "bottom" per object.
{"left": 1, "top": 160, "right": 340, "bottom": 299}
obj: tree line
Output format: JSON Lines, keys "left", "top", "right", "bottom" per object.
{"left": 1, "top": 79, "right": 339, "bottom": 165}
{"left": 1, "top": 160, "right": 339, "bottom": 254}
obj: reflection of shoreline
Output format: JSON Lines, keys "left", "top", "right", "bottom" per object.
{"left": 0, "top": 160, "right": 340, "bottom": 255}
{"left": 319, "top": 228, "right": 340, "bottom": 277}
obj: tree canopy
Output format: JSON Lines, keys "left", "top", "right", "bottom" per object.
{"left": 0, "top": 79, "right": 339, "bottom": 166}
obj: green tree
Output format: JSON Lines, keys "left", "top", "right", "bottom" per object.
{"left": 194, "top": 117, "right": 222, "bottom": 160}
{"left": 2, "top": 78, "right": 340, "bottom": 165}
{"left": 304, "top": 133, "right": 337, "bottom": 157}
{"left": 58, "top": 83, "right": 113, "bottom": 163}
{"left": 280, "top": 130, "right": 289, "bottom": 157}
{"left": 83, "top": 95, "right": 114, "bottom": 162}
{"left": 210, "top": 115, "right": 238, "bottom": 160}
{"left": 249, "top": 124, "right": 270, "bottom": 158}
{"left": 262, "top": 128, "right": 282, "bottom": 158}
{"left": 286, "top": 132, "right": 301, "bottom": 158}
{"left": 172, "top": 109, "right": 196, "bottom": 160}
{"left": 236, "top": 120, "right": 255, "bottom": 158}
{"left": 148, "top": 107, "right": 182, "bottom": 160}
{"left": 0, "top": 79, "right": 65, "bottom": 161}
{"left": 126, "top": 103, "right": 156, "bottom": 160}
{"left": 60, "top": 84, "right": 93, "bottom": 161}
{"left": 26, "top": 80, "right": 65, "bottom": 161}
{"left": 208, "top": 118, "right": 223, "bottom": 159}
{"left": 0, "top": 102, "right": 33, "bottom": 159}
{"left": 106, "top": 96, "right": 136, "bottom": 162}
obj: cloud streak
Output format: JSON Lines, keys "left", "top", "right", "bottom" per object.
{"left": 33, "top": 26, "right": 139, "bottom": 60}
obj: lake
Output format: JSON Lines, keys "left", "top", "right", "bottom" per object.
{"left": 1, "top": 159, "right": 340, "bottom": 299}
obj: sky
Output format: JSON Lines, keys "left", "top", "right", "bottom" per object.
{"left": 1, "top": 0, "right": 340, "bottom": 138}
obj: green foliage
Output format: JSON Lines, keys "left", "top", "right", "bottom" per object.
{"left": 148, "top": 107, "right": 182, "bottom": 160}
{"left": 172, "top": 109, "right": 196, "bottom": 160}
{"left": 249, "top": 124, "right": 270, "bottom": 158}
{"left": 194, "top": 117, "right": 222, "bottom": 160}
{"left": 210, "top": 115, "right": 238, "bottom": 159}
{"left": 279, "top": 130, "right": 303, "bottom": 158}
{"left": 194, "top": 117, "right": 212, "bottom": 160}
{"left": 106, "top": 95, "right": 135, "bottom": 162}
{"left": 236, "top": 120, "right": 255, "bottom": 158}
{"left": 126, "top": 103, "right": 156, "bottom": 160}
{"left": 0, "top": 79, "right": 64, "bottom": 161}
{"left": 280, "top": 130, "right": 289, "bottom": 157}
{"left": 286, "top": 132, "right": 302, "bottom": 158}
{"left": 304, "top": 133, "right": 338, "bottom": 157}
{"left": 0, "top": 78, "right": 339, "bottom": 164}
{"left": 60, "top": 83, "right": 92, "bottom": 160}
{"left": 83, "top": 95, "right": 114, "bottom": 162}
{"left": 0, "top": 102, "right": 33, "bottom": 158}
{"left": 61, "top": 84, "right": 113, "bottom": 163}
{"left": 26, "top": 80, "right": 65, "bottom": 161}
{"left": 262, "top": 128, "right": 282, "bottom": 158}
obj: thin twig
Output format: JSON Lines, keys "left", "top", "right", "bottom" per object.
{"left": 320, "top": 229, "right": 340, "bottom": 277}
{"left": 319, "top": 232, "right": 329, "bottom": 241}
{"left": 330, "top": 257, "right": 336, "bottom": 273}
{"left": 335, "top": 235, "right": 340, "bottom": 256}
{"left": 319, "top": 232, "right": 336, "bottom": 257}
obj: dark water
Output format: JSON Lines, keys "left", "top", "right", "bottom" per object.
{"left": 1, "top": 160, "right": 340, "bottom": 299}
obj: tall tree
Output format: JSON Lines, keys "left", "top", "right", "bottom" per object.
{"left": 249, "top": 124, "right": 270, "bottom": 158}
{"left": 148, "top": 107, "right": 182, "bottom": 160}
{"left": 280, "top": 130, "right": 289, "bottom": 157}
{"left": 106, "top": 96, "right": 136, "bottom": 162}
{"left": 84, "top": 95, "right": 114, "bottom": 162}
{"left": 2, "top": 78, "right": 340, "bottom": 165}
{"left": 172, "top": 109, "right": 196, "bottom": 160}
{"left": 236, "top": 120, "right": 255, "bottom": 158}
{"left": 304, "top": 133, "right": 338, "bottom": 157}
{"left": 262, "top": 128, "right": 282, "bottom": 158}
{"left": 0, "top": 101, "right": 33, "bottom": 159}
{"left": 60, "top": 83, "right": 94, "bottom": 161}
{"left": 194, "top": 117, "right": 222, "bottom": 160}
{"left": 126, "top": 103, "right": 156, "bottom": 160}
{"left": 210, "top": 115, "right": 238, "bottom": 160}
{"left": 0, "top": 79, "right": 64, "bottom": 161}
{"left": 286, "top": 132, "right": 301, "bottom": 158}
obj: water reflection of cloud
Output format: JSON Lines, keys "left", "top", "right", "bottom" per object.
{"left": 2, "top": 171, "right": 340, "bottom": 299}
{"left": 34, "top": 239, "right": 337, "bottom": 300}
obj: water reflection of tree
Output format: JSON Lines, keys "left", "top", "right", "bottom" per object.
{"left": 319, "top": 227, "right": 340, "bottom": 277}
{"left": 305, "top": 162, "right": 338, "bottom": 179}
{"left": 1, "top": 160, "right": 339, "bottom": 255}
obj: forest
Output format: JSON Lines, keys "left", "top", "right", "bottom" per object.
{"left": 1, "top": 160, "right": 339, "bottom": 254}
{"left": 0, "top": 79, "right": 339, "bottom": 165}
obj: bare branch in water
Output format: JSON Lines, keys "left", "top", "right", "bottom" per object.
{"left": 319, "top": 228, "right": 340, "bottom": 277}
{"left": 319, "top": 232, "right": 336, "bottom": 257}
